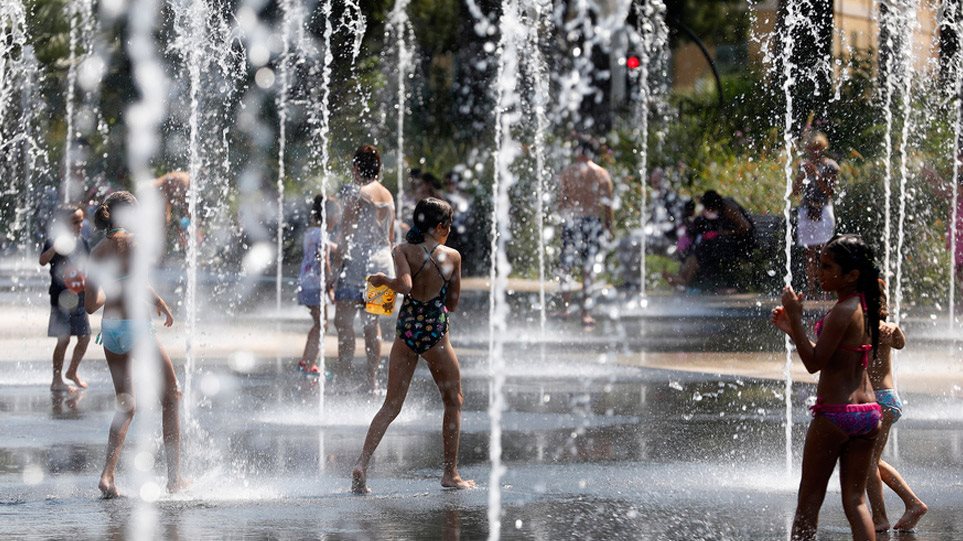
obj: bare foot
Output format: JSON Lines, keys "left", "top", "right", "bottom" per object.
{"left": 99, "top": 476, "right": 119, "bottom": 499}
{"left": 874, "top": 521, "right": 890, "bottom": 533}
{"left": 351, "top": 465, "right": 370, "bottom": 494}
{"left": 893, "top": 501, "right": 928, "bottom": 531}
{"left": 441, "top": 473, "right": 476, "bottom": 490}
{"left": 167, "top": 478, "right": 192, "bottom": 493}
{"left": 50, "top": 380, "right": 74, "bottom": 393}
{"left": 65, "top": 372, "right": 88, "bottom": 389}
{"left": 581, "top": 314, "right": 596, "bottom": 328}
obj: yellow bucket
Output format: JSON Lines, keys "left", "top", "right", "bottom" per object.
{"left": 364, "top": 281, "right": 396, "bottom": 316}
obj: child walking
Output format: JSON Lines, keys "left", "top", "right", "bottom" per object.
{"left": 771, "top": 234, "right": 882, "bottom": 541}
{"left": 866, "top": 280, "right": 927, "bottom": 531}
{"left": 40, "top": 205, "right": 91, "bottom": 391}
{"left": 352, "top": 197, "right": 475, "bottom": 493}
{"left": 296, "top": 194, "right": 334, "bottom": 377}
{"left": 84, "top": 191, "right": 185, "bottom": 498}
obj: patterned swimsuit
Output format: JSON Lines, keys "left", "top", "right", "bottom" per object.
{"left": 396, "top": 245, "right": 451, "bottom": 355}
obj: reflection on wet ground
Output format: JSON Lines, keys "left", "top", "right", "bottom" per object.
{"left": 3, "top": 346, "right": 963, "bottom": 540}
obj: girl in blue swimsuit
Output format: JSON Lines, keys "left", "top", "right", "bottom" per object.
{"left": 771, "top": 234, "right": 882, "bottom": 541}
{"left": 352, "top": 197, "right": 475, "bottom": 494}
{"left": 84, "top": 191, "right": 185, "bottom": 498}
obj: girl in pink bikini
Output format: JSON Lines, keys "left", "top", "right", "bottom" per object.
{"left": 771, "top": 234, "right": 882, "bottom": 541}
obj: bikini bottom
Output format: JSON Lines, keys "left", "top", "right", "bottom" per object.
{"left": 874, "top": 389, "right": 903, "bottom": 423}
{"left": 810, "top": 401, "right": 881, "bottom": 437}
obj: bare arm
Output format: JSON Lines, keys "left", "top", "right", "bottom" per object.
{"left": 84, "top": 278, "right": 105, "bottom": 314}
{"left": 83, "top": 242, "right": 106, "bottom": 314}
{"left": 723, "top": 204, "right": 752, "bottom": 236}
{"left": 150, "top": 285, "right": 175, "bottom": 327}
{"left": 369, "top": 245, "right": 412, "bottom": 295}
{"left": 890, "top": 324, "right": 906, "bottom": 350}
{"left": 781, "top": 287, "right": 853, "bottom": 374}
{"left": 39, "top": 243, "right": 57, "bottom": 266}
{"left": 600, "top": 172, "right": 615, "bottom": 231}
{"left": 445, "top": 252, "right": 462, "bottom": 313}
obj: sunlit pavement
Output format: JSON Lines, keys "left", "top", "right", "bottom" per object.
{"left": 2, "top": 274, "right": 962, "bottom": 539}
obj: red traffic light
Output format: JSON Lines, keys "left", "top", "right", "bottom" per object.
{"left": 626, "top": 55, "right": 641, "bottom": 70}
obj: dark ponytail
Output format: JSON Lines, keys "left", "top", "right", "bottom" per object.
{"left": 93, "top": 191, "right": 138, "bottom": 231}
{"left": 824, "top": 234, "right": 882, "bottom": 359}
{"left": 406, "top": 197, "right": 453, "bottom": 244}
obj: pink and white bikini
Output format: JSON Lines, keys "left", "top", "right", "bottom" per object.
{"left": 809, "top": 293, "right": 882, "bottom": 437}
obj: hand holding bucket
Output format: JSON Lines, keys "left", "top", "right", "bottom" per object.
{"left": 365, "top": 274, "right": 396, "bottom": 316}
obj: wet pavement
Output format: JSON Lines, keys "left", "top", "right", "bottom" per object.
{"left": 2, "top": 273, "right": 963, "bottom": 539}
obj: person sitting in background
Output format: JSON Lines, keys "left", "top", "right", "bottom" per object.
{"left": 666, "top": 190, "right": 754, "bottom": 290}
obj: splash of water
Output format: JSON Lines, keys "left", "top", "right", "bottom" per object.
{"left": 387, "top": 0, "right": 412, "bottom": 237}
{"left": 489, "top": 1, "right": 525, "bottom": 537}
{"left": 125, "top": 0, "right": 168, "bottom": 527}
{"left": 778, "top": 0, "right": 801, "bottom": 477}
{"left": 526, "top": 0, "right": 552, "bottom": 332}
{"left": 633, "top": 0, "right": 667, "bottom": 300}
{"left": 275, "top": 0, "right": 295, "bottom": 317}
{"left": 949, "top": 1, "right": 963, "bottom": 331}
{"left": 893, "top": 2, "right": 918, "bottom": 340}
{"left": 316, "top": 0, "right": 334, "bottom": 422}
{"left": 881, "top": 8, "right": 895, "bottom": 300}
{"left": 62, "top": 0, "right": 95, "bottom": 203}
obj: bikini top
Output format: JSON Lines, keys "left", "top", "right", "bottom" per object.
{"left": 814, "top": 292, "right": 873, "bottom": 368}
{"left": 409, "top": 244, "right": 450, "bottom": 302}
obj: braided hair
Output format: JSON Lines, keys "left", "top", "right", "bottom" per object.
{"left": 406, "top": 197, "right": 453, "bottom": 244}
{"left": 824, "top": 234, "right": 882, "bottom": 359}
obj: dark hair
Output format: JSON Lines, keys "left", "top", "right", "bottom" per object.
{"left": 310, "top": 194, "right": 324, "bottom": 223}
{"left": 701, "top": 190, "right": 723, "bottom": 211}
{"left": 93, "top": 191, "right": 138, "bottom": 230}
{"left": 353, "top": 144, "right": 381, "bottom": 180}
{"left": 824, "top": 234, "right": 882, "bottom": 359}
{"left": 406, "top": 197, "right": 453, "bottom": 244}
{"left": 575, "top": 137, "right": 597, "bottom": 157}
{"left": 55, "top": 204, "right": 83, "bottom": 224}
{"left": 422, "top": 172, "right": 442, "bottom": 190}
{"left": 878, "top": 278, "right": 889, "bottom": 319}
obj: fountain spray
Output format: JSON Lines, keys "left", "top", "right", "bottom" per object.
{"left": 317, "top": 0, "right": 334, "bottom": 421}
{"left": 275, "top": 0, "right": 295, "bottom": 319}
{"left": 778, "top": 0, "right": 801, "bottom": 477}
{"left": 949, "top": 1, "right": 963, "bottom": 331}
{"left": 125, "top": 0, "right": 168, "bottom": 531}
{"left": 388, "top": 0, "right": 412, "bottom": 241}
{"left": 489, "top": 2, "right": 525, "bottom": 538}
{"left": 527, "top": 0, "right": 552, "bottom": 333}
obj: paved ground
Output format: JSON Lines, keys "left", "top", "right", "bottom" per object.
{"left": 2, "top": 262, "right": 962, "bottom": 540}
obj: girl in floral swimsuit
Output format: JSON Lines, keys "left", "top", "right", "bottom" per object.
{"left": 352, "top": 197, "right": 475, "bottom": 494}
{"left": 771, "top": 234, "right": 882, "bottom": 541}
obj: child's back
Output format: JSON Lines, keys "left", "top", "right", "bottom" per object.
{"left": 869, "top": 321, "right": 905, "bottom": 391}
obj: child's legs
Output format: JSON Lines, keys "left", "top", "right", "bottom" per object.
{"left": 362, "top": 312, "right": 382, "bottom": 385}
{"left": 868, "top": 415, "right": 894, "bottom": 527}
{"left": 792, "top": 418, "right": 845, "bottom": 541}
{"left": 334, "top": 301, "right": 358, "bottom": 377}
{"left": 66, "top": 335, "right": 90, "bottom": 375}
{"left": 101, "top": 349, "right": 134, "bottom": 486}
{"left": 839, "top": 434, "right": 878, "bottom": 541}
{"left": 301, "top": 305, "right": 322, "bottom": 365}
{"left": 157, "top": 341, "right": 182, "bottom": 487}
{"left": 51, "top": 337, "right": 69, "bottom": 383}
{"left": 422, "top": 337, "right": 464, "bottom": 475}
{"left": 356, "top": 340, "right": 419, "bottom": 470}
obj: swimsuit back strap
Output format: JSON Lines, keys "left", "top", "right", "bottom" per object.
{"left": 423, "top": 245, "right": 451, "bottom": 285}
